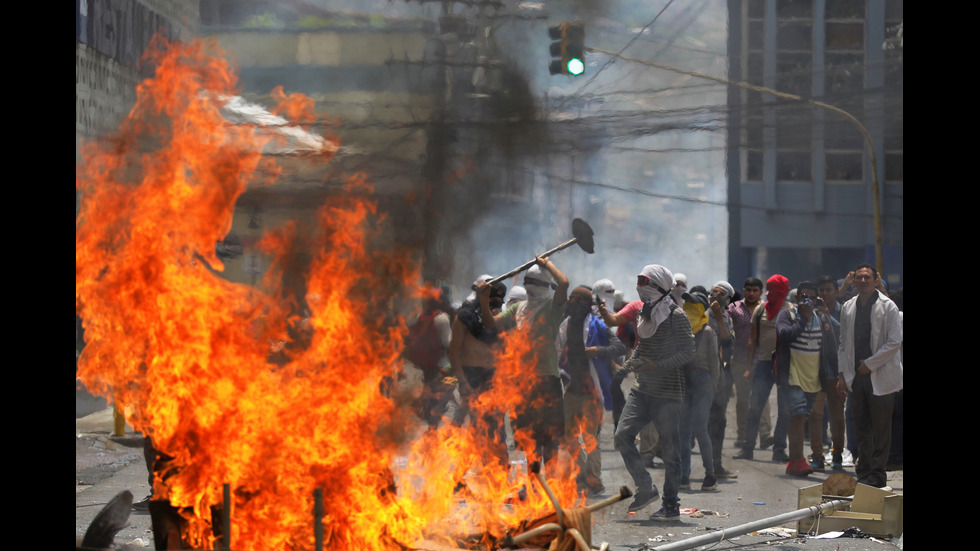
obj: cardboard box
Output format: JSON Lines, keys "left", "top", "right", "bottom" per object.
{"left": 797, "top": 483, "right": 903, "bottom": 538}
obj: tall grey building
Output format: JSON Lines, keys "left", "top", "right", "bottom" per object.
{"left": 726, "top": 0, "right": 902, "bottom": 288}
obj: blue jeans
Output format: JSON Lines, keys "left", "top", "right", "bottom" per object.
{"left": 614, "top": 389, "right": 682, "bottom": 507}
{"left": 785, "top": 384, "right": 816, "bottom": 417}
{"left": 741, "top": 360, "right": 789, "bottom": 454}
{"left": 679, "top": 369, "right": 715, "bottom": 479}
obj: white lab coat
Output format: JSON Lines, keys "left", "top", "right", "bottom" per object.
{"left": 837, "top": 291, "right": 903, "bottom": 395}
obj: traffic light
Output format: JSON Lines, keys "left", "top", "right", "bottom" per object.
{"left": 548, "top": 22, "right": 585, "bottom": 76}
{"left": 564, "top": 22, "right": 585, "bottom": 76}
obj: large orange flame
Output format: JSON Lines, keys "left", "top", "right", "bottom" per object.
{"left": 76, "top": 36, "right": 584, "bottom": 551}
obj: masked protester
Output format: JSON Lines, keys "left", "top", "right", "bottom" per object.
{"left": 734, "top": 274, "right": 792, "bottom": 463}
{"left": 677, "top": 291, "right": 720, "bottom": 491}
{"left": 558, "top": 285, "right": 625, "bottom": 495}
{"left": 706, "top": 280, "right": 738, "bottom": 480}
{"left": 449, "top": 275, "right": 509, "bottom": 465}
{"left": 600, "top": 264, "right": 694, "bottom": 520}
{"left": 670, "top": 272, "right": 688, "bottom": 306}
{"left": 478, "top": 255, "right": 569, "bottom": 465}
{"left": 506, "top": 285, "right": 526, "bottom": 310}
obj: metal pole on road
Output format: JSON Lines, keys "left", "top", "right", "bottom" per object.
{"left": 652, "top": 499, "right": 852, "bottom": 551}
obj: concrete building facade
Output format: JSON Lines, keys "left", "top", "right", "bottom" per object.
{"left": 725, "top": 0, "right": 903, "bottom": 289}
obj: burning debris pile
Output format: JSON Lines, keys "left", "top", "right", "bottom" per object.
{"left": 76, "top": 36, "right": 607, "bottom": 551}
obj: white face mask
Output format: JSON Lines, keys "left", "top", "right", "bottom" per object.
{"left": 525, "top": 283, "right": 551, "bottom": 300}
{"left": 597, "top": 289, "right": 615, "bottom": 305}
{"left": 637, "top": 285, "right": 661, "bottom": 304}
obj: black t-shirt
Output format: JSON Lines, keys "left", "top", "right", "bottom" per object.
{"left": 853, "top": 292, "right": 879, "bottom": 367}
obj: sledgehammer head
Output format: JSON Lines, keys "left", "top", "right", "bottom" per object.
{"left": 572, "top": 218, "right": 595, "bottom": 254}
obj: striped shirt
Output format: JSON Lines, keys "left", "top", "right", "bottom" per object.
{"left": 788, "top": 312, "right": 823, "bottom": 393}
{"left": 624, "top": 308, "right": 696, "bottom": 400}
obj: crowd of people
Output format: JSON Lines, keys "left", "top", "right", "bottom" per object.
{"left": 402, "top": 258, "right": 903, "bottom": 521}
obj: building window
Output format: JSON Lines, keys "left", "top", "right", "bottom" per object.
{"left": 826, "top": 0, "right": 865, "bottom": 19}
{"left": 777, "top": 151, "right": 811, "bottom": 181}
{"left": 822, "top": 3, "right": 865, "bottom": 183}
{"left": 776, "top": 52, "right": 812, "bottom": 95}
{"left": 883, "top": 2, "right": 903, "bottom": 184}
{"left": 826, "top": 152, "right": 863, "bottom": 181}
{"left": 747, "top": 151, "right": 763, "bottom": 181}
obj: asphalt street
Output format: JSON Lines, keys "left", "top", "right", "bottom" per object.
{"left": 76, "top": 375, "right": 904, "bottom": 550}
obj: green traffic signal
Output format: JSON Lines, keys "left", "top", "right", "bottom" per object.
{"left": 564, "top": 22, "right": 585, "bottom": 76}
{"left": 548, "top": 22, "right": 585, "bottom": 76}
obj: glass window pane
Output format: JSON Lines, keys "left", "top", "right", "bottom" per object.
{"left": 825, "top": 53, "right": 864, "bottom": 94}
{"left": 747, "top": 151, "right": 763, "bottom": 180}
{"left": 777, "top": 52, "right": 812, "bottom": 94}
{"left": 826, "top": 0, "right": 864, "bottom": 20}
{"left": 827, "top": 22, "right": 864, "bottom": 50}
{"left": 778, "top": 21, "right": 812, "bottom": 50}
{"left": 778, "top": 0, "right": 812, "bottom": 18}
{"left": 826, "top": 152, "right": 863, "bottom": 181}
{"left": 777, "top": 151, "right": 811, "bottom": 181}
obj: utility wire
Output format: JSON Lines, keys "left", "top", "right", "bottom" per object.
{"left": 573, "top": 0, "right": 677, "bottom": 94}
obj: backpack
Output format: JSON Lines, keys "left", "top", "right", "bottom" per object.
{"left": 403, "top": 311, "right": 444, "bottom": 378}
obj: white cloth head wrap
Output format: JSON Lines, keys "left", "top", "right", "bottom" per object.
{"left": 507, "top": 285, "right": 527, "bottom": 308}
{"left": 518, "top": 265, "right": 553, "bottom": 327}
{"left": 714, "top": 280, "right": 735, "bottom": 298}
{"left": 613, "top": 289, "right": 626, "bottom": 311}
{"left": 465, "top": 274, "right": 494, "bottom": 302}
{"left": 592, "top": 278, "right": 616, "bottom": 315}
{"left": 671, "top": 272, "right": 688, "bottom": 305}
{"left": 636, "top": 264, "right": 675, "bottom": 339}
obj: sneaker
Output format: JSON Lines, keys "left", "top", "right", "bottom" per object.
{"left": 786, "top": 458, "right": 814, "bottom": 477}
{"left": 716, "top": 467, "right": 738, "bottom": 479}
{"left": 831, "top": 453, "right": 844, "bottom": 470}
{"left": 679, "top": 477, "right": 691, "bottom": 490}
{"left": 759, "top": 435, "right": 774, "bottom": 450}
{"left": 627, "top": 486, "right": 660, "bottom": 513}
{"left": 771, "top": 449, "right": 790, "bottom": 463}
{"left": 732, "top": 449, "right": 754, "bottom": 460}
{"left": 809, "top": 457, "right": 826, "bottom": 472}
{"left": 859, "top": 478, "right": 892, "bottom": 491}
{"left": 701, "top": 474, "right": 718, "bottom": 491}
{"left": 650, "top": 504, "right": 680, "bottom": 520}
{"left": 132, "top": 495, "right": 152, "bottom": 511}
